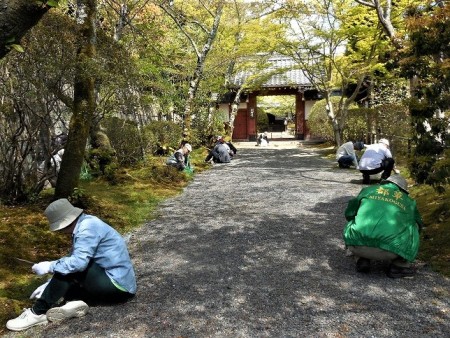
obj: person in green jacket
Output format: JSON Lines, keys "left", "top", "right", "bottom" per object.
{"left": 343, "top": 174, "right": 424, "bottom": 278}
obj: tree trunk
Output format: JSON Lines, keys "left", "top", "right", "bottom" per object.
{"left": 182, "top": 3, "right": 224, "bottom": 133}
{"left": 55, "top": 0, "right": 97, "bottom": 199}
{"left": 0, "top": 0, "right": 50, "bottom": 59}
{"left": 229, "top": 87, "right": 243, "bottom": 138}
{"left": 324, "top": 94, "right": 342, "bottom": 146}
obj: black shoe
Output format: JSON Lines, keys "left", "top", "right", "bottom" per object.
{"left": 362, "top": 175, "right": 370, "bottom": 184}
{"left": 386, "top": 265, "right": 415, "bottom": 278}
{"left": 356, "top": 258, "right": 371, "bottom": 273}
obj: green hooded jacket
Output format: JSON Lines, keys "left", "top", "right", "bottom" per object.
{"left": 343, "top": 182, "right": 423, "bottom": 262}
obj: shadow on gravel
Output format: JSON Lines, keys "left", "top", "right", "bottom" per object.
{"left": 19, "top": 147, "right": 450, "bottom": 338}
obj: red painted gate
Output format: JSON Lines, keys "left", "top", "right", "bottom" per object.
{"left": 232, "top": 109, "right": 248, "bottom": 140}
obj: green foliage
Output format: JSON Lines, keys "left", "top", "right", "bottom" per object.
{"left": 344, "top": 107, "right": 372, "bottom": 142}
{"left": 309, "top": 98, "right": 411, "bottom": 151}
{"left": 401, "top": 1, "right": 450, "bottom": 189}
{"left": 10, "top": 44, "right": 24, "bottom": 53}
{"left": 102, "top": 117, "right": 144, "bottom": 166}
{"left": 190, "top": 105, "right": 225, "bottom": 146}
{"left": 308, "top": 98, "right": 346, "bottom": 142}
{"left": 143, "top": 120, "right": 183, "bottom": 155}
{"left": 87, "top": 130, "right": 118, "bottom": 182}
{"left": 412, "top": 184, "right": 450, "bottom": 276}
{"left": 79, "top": 162, "right": 93, "bottom": 181}
{"left": 256, "top": 108, "right": 269, "bottom": 133}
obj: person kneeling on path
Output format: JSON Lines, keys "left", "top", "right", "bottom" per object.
{"left": 205, "top": 136, "right": 231, "bottom": 163}
{"left": 336, "top": 141, "right": 364, "bottom": 168}
{"left": 6, "top": 199, "right": 137, "bottom": 332}
{"left": 166, "top": 143, "right": 192, "bottom": 171}
{"left": 342, "top": 174, "right": 424, "bottom": 278}
{"left": 358, "top": 138, "right": 395, "bottom": 184}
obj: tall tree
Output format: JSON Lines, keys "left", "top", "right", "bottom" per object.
{"left": 157, "top": 0, "right": 224, "bottom": 134}
{"left": 55, "top": 0, "right": 98, "bottom": 198}
{"left": 357, "top": 0, "right": 449, "bottom": 187}
{"left": 400, "top": 1, "right": 449, "bottom": 189}
{"left": 281, "top": 0, "right": 389, "bottom": 145}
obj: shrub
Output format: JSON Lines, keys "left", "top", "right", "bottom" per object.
{"left": 308, "top": 99, "right": 411, "bottom": 154}
{"left": 257, "top": 108, "right": 269, "bottom": 133}
{"left": 143, "top": 120, "right": 183, "bottom": 155}
{"left": 103, "top": 117, "right": 145, "bottom": 166}
{"left": 307, "top": 98, "right": 342, "bottom": 142}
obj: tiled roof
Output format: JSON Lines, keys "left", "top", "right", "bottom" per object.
{"left": 231, "top": 54, "right": 313, "bottom": 89}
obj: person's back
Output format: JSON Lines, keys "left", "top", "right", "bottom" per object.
{"left": 343, "top": 182, "right": 421, "bottom": 261}
{"left": 359, "top": 143, "right": 392, "bottom": 170}
{"left": 214, "top": 143, "right": 231, "bottom": 163}
{"left": 358, "top": 139, "right": 394, "bottom": 183}
{"left": 343, "top": 175, "right": 423, "bottom": 277}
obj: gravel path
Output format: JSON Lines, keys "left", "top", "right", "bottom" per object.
{"left": 6, "top": 142, "right": 450, "bottom": 338}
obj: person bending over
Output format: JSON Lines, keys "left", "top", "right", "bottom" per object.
{"left": 336, "top": 141, "right": 364, "bottom": 169}
{"left": 358, "top": 138, "right": 395, "bottom": 184}
{"left": 6, "top": 199, "right": 137, "bottom": 331}
{"left": 343, "top": 174, "right": 424, "bottom": 278}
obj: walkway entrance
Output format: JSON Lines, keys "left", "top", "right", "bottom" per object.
{"left": 226, "top": 54, "right": 318, "bottom": 142}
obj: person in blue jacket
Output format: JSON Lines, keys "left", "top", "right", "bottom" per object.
{"left": 6, "top": 198, "right": 137, "bottom": 331}
{"left": 343, "top": 174, "right": 424, "bottom": 278}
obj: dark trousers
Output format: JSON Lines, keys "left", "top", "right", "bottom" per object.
{"left": 338, "top": 155, "right": 356, "bottom": 168}
{"left": 33, "top": 261, "right": 134, "bottom": 315}
{"left": 360, "top": 158, "right": 395, "bottom": 181}
{"left": 205, "top": 150, "right": 221, "bottom": 163}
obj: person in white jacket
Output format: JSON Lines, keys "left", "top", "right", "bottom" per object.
{"left": 358, "top": 139, "right": 395, "bottom": 184}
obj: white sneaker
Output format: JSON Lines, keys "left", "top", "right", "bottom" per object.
{"left": 6, "top": 308, "right": 48, "bottom": 331}
{"left": 46, "top": 300, "right": 89, "bottom": 322}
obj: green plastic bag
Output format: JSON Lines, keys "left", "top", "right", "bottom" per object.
{"left": 183, "top": 158, "right": 194, "bottom": 176}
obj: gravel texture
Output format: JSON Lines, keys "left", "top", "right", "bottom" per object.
{"left": 5, "top": 142, "right": 450, "bottom": 338}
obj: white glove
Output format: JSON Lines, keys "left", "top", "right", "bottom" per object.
{"left": 32, "top": 261, "right": 54, "bottom": 275}
{"left": 30, "top": 280, "right": 50, "bottom": 299}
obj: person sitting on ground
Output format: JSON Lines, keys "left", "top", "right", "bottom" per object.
{"left": 256, "top": 132, "right": 269, "bottom": 146}
{"left": 6, "top": 198, "right": 137, "bottom": 332}
{"left": 342, "top": 174, "right": 424, "bottom": 278}
{"left": 166, "top": 143, "right": 192, "bottom": 171}
{"left": 358, "top": 138, "right": 395, "bottom": 184}
{"left": 336, "top": 141, "right": 364, "bottom": 169}
{"left": 205, "top": 136, "right": 231, "bottom": 163}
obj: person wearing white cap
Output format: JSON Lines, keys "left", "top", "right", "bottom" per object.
{"left": 6, "top": 199, "right": 137, "bottom": 332}
{"left": 166, "top": 143, "right": 192, "bottom": 170}
{"left": 358, "top": 138, "right": 395, "bottom": 184}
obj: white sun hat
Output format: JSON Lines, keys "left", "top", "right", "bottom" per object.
{"left": 45, "top": 198, "right": 83, "bottom": 231}
{"left": 379, "top": 138, "right": 390, "bottom": 147}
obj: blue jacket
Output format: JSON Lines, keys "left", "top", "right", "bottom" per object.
{"left": 50, "top": 214, "right": 137, "bottom": 294}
